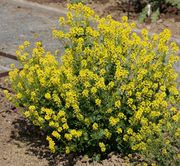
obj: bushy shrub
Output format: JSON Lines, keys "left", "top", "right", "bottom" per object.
{"left": 6, "top": 3, "right": 180, "bottom": 164}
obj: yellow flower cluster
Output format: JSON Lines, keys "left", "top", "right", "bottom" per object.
{"left": 8, "top": 3, "right": 180, "bottom": 163}
{"left": 46, "top": 136, "right": 56, "bottom": 153}
{"left": 99, "top": 142, "right": 106, "bottom": 152}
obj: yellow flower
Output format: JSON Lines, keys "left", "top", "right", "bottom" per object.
{"left": 64, "top": 133, "right": 72, "bottom": 141}
{"left": 172, "top": 113, "right": 180, "bottom": 122}
{"left": 52, "top": 130, "right": 61, "bottom": 140}
{"left": 84, "top": 118, "right": 90, "bottom": 126}
{"left": 121, "top": 16, "right": 128, "bottom": 22}
{"left": 29, "top": 105, "right": 36, "bottom": 111}
{"left": 123, "top": 134, "right": 129, "bottom": 141}
{"left": 24, "top": 111, "right": 30, "bottom": 117}
{"left": 16, "top": 93, "right": 22, "bottom": 99}
{"left": 177, "top": 154, "right": 180, "bottom": 159}
{"left": 127, "top": 98, "right": 133, "bottom": 106}
{"left": 116, "top": 127, "right": 122, "bottom": 134}
{"left": 141, "top": 29, "right": 148, "bottom": 40}
{"left": 59, "top": 17, "right": 65, "bottom": 24}
{"left": 84, "top": 81, "right": 90, "bottom": 88}
{"left": 162, "top": 148, "right": 167, "bottom": 155}
{"left": 127, "top": 128, "right": 133, "bottom": 135}
{"left": 45, "top": 93, "right": 51, "bottom": 99}
{"left": 10, "top": 64, "right": 15, "bottom": 68}
{"left": 62, "top": 123, "right": 69, "bottom": 130}
{"left": 118, "top": 112, "right": 126, "bottom": 119}
{"left": 165, "top": 139, "right": 170, "bottom": 145}
{"left": 100, "top": 69, "right": 106, "bottom": 75}
{"left": 81, "top": 59, "right": 87, "bottom": 67}
{"left": 95, "top": 98, "right": 101, "bottom": 106}
{"left": 108, "top": 81, "right": 114, "bottom": 89}
{"left": 104, "top": 129, "right": 111, "bottom": 139}
{"left": 76, "top": 130, "right": 82, "bottom": 138}
{"left": 109, "top": 116, "right": 119, "bottom": 126}
{"left": 95, "top": 77, "right": 106, "bottom": 90}
{"left": 65, "top": 146, "right": 70, "bottom": 154}
{"left": 82, "top": 89, "right": 89, "bottom": 97}
{"left": 92, "top": 123, "right": 98, "bottom": 130}
{"left": 24, "top": 40, "right": 30, "bottom": 46}
{"left": 45, "top": 115, "right": 51, "bottom": 121}
{"left": 106, "top": 108, "right": 113, "bottom": 113}
{"left": 57, "top": 127, "right": 63, "bottom": 132}
{"left": 61, "top": 117, "right": 67, "bottom": 123}
{"left": 115, "top": 100, "right": 121, "bottom": 108}
{"left": 57, "top": 110, "right": 65, "bottom": 118}
{"left": 142, "top": 163, "right": 148, "bottom": 166}
{"left": 91, "top": 87, "right": 97, "bottom": 94}
{"left": 70, "top": 129, "right": 76, "bottom": 136}
{"left": 76, "top": 113, "right": 84, "bottom": 121}
{"left": 36, "top": 41, "right": 42, "bottom": 47}
{"left": 99, "top": 142, "right": 106, "bottom": 152}
{"left": 46, "top": 136, "right": 56, "bottom": 153}
{"left": 19, "top": 45, "right": 25, "bottom": 50}
{"left": 49, "top": 121, "right": 55, "bottom": 127}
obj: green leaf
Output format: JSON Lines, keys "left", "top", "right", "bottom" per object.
{"left": 91, "top": 129, "right": 104, "bottom": 140}
{"left": 93, "top": 154, "right": 101, "bottom": 161}
{"left": 138, "top": 6, "right": 148, "bottom": 23}
{"left": 151, "top": 8, "right": 160, "bottom": 23}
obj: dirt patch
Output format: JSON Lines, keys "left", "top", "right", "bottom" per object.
{"left": 27, "top": 0, "right": 180, "bottom": 39}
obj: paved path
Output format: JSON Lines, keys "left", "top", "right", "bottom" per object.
{"left": 0, "top": 0, "right": 66, "bottom": 54}
{"left": 0, "top": 0, "right": 66, "bottom": 72}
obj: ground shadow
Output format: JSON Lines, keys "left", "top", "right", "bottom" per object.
{"left": 10, "top": 117, "right": 78, "bottom": 166}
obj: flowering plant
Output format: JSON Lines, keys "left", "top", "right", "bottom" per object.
{"left": 6, "top": 3, "right": 180, "bottom": 164}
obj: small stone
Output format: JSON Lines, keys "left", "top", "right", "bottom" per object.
{"left": 169, "top": 18, "right": 175, "bottom": 23}
{"left": 75, "top": 160, "right": 83, "bottom": 166}
{"left": 108, "top": 151, "right": 116, "bottom": 157}
{"left": 111, "top": 155, "right": 120, "bottom": 163}
{"left": 81, "top": 155, "right": 89, "bottom": 163}
{"left": 102, "top": 159, "right": 109, "bottom": 165}
{"left": 3, "top": 156, "right": 7, "bottom": 160}
{"left": 157, "top": 19, "right": 163, "bottom": 23}
{"left": 176, "top": 23, "right": 180, "bottom": 28}
{"left": 2, "top": 114, "right": 6, "bottom": 118}
{"left": 146, "top": 25, "right": 151, "bottom": 29}
{"left": 163, "top": 19, "right": 174, "bottom": 27}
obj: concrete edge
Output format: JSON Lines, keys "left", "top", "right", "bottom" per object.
{"left": 0, "top": 65, "right": 11, "bottom": 71}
